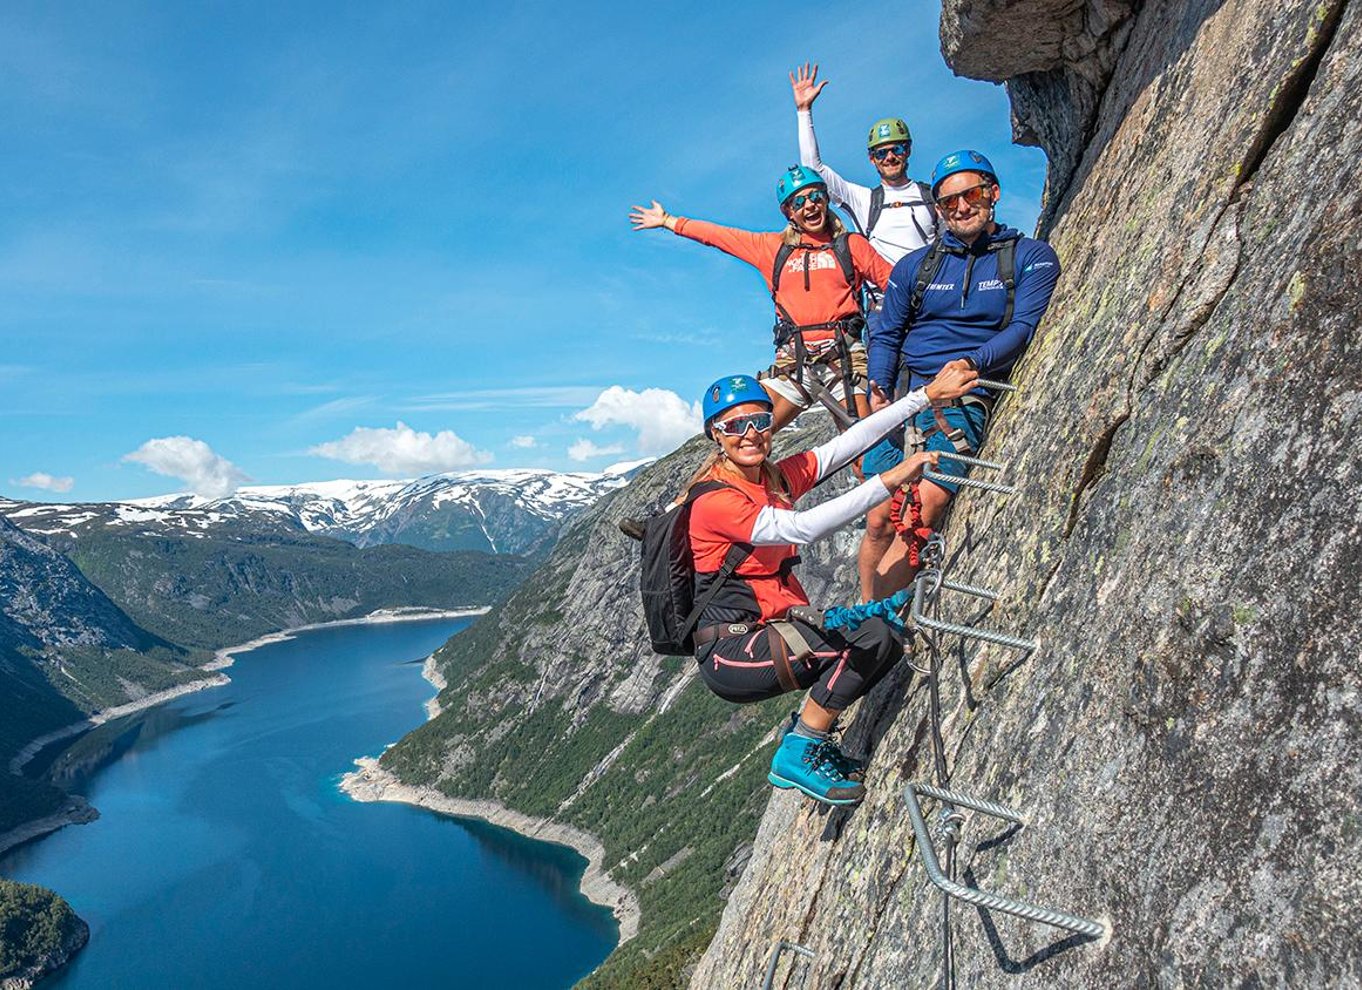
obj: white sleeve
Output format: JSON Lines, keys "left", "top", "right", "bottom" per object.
{"left": 810, "top": 388, "right": 931, "bottom": 481}
{"left": 797, "top": 110, "right": 871, "bottom": 230}
{"left": 749, "top": 476, "right": 891, "bottom": 545}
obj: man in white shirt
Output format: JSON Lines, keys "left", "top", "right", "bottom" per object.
{"left": 791, "top": 62, "right": 939, "bottom": 269}
{"left": 790, "top": 62, "right": 940, "bottom": 602}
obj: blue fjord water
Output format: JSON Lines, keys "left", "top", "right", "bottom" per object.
{"left": 0, "top": 618, "right": 617, "bottom": 989}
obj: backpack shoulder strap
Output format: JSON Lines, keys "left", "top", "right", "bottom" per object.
{"left": 771, "top": 242, "right": 795, "bottom": 296}
{"left": 831, "top": 233, "right": 856, "bottom": 288}
{"left": 994, "top": 238, "right": 1017, "bottom": 327}
{"left": 679, "top": 480, "right": 752, "bottom": 639}
{"left": 866, "top": 185, "right": 886, "bottom": 237}
{"left": 910, "top": 239, "right": 948, "bottom": 315}
{"left": 916, "top": 181, "right": 940, "bottom": 240}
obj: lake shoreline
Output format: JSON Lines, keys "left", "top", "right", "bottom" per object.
{"left": 0, "top": 607, "right": 487, "bottom": 857}
{"left": 339, "top": 650, "right": 641, "bottom": 945}
{"left": 340, "top": 758, "right": 641, "bottom": 944}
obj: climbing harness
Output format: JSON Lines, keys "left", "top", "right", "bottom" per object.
{"left": 899, "top": 441, "right": 1106, "bottom": 989}
{"left": 890, "top": 378, "right": 1022, "bottom": 561}
{"left": 761, "top": 940, "right": 814, "bottom": 990}
{"left": 765, "top": 235, "right": 868, "bottom": 425}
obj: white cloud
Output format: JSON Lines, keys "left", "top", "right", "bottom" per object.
{"left": 310, "top": 421, "right": 492, "bottom": 475}
{"left": 572, "top": 386, "right": 702, "bottom": 455}
{"left": 122, "top": 437, "right": 250, "bottom": 498}
{"left": 13, "top": 472, "right": 74, "bottom": 493}
{"left": 568, "top": 439, "right": 626, "bottom": 462}
{"left": 509, "top": 435, "right": 537, "bottom": 449}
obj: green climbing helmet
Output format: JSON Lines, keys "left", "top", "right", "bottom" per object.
{"left": 867, "top": 117, "right": 911, "bottom": 149}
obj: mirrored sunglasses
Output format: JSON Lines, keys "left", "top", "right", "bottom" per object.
{"left": 713, "top": 411, "right": 774, "bottom": 437}
{"left": 788, "top": 189, "right": 828, "bottom": 210}
{"left": 870, "top": 143, "right": 910, "bottom": 161}
{"left": 935, "top": 182, "right": 994, "bottom": 212}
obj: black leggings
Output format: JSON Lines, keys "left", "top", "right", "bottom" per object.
{"left": 695, "top": 617, "right": 902, "bottom": 712}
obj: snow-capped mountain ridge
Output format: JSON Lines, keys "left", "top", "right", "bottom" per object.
{"left": 2, "top": 468, "right": 635, "bottom": 556}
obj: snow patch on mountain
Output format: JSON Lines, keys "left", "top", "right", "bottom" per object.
{"left": 1, "top": 469, "right": 630, "bottom": 556}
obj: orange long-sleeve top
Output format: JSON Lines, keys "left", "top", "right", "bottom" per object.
{"left": 672, "top": 217, "right": 893, "bottom": 343}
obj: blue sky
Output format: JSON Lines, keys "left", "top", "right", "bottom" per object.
{"left": 1, "top": 1, "right": 1048, "bottom": 502}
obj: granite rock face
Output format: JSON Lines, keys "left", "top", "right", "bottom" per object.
{"left": 693, "top": 0, "right": 1361, "bottom": 987}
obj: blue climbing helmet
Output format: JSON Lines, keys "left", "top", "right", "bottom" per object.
{"left": 930, "top": 150, "right": 999, "bottom": 196}
{"left": 775, "top": 165, "right": 826, "bottom": 208}
{"left": 702, "top": 374, "right": 771, "bottom": 437}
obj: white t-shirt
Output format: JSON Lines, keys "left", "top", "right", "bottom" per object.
{"left": 797, "top": 109, "right": 939, "bottom": 266}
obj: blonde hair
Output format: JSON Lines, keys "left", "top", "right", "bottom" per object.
{"left": 781, "top": 211, "right": 847, "bottom": 246}
{"left": 679, "top": 448, "right": 792, "bottom": 508}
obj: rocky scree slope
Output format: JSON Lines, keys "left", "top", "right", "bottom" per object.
{"left": 693, "top": 0, "right": 1361, "bottom": 987}
{"left": 379, "top": 416, "right": 859, "bottom": 989}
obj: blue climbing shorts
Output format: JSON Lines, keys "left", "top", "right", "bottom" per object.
{"left": 861, "top": 402, "right": 991, "bottom": 494}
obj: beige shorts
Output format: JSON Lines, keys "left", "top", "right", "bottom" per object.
{"left": 761, "top": 339, "right": 868, "bottom": 409}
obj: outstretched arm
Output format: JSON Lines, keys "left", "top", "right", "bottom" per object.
{"left": 749, "top": 451, "right": 941, "bottom": 545}
{"left": 807, "top": 360, "right": 978, "bottom": 481}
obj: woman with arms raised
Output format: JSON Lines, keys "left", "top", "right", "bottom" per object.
{"left": 685, "top": 360, "right": 977, "bottom": 806}
{"left": 630, "top": 166, "right": 893, "bottom": 431}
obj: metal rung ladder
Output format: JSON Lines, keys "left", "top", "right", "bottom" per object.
{"left": 760, "top": 940, "right": 814, "bottom": 990}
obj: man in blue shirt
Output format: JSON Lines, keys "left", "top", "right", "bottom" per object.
{"left": 863, "top": 150, "right": 1061, "bottom": 595}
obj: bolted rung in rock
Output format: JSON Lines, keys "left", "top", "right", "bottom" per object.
{"left": 923, "top": 470, "right": 1017, "bottom": 496}
{"left": 911, "top": 573, "right": 1038, "bottom": 652}
{"left": 761, "top": 940, "right": 815, "bottom": 990}
{"left": 940, "top": 579, "right": 1001, "bottom": 601}
{"left": 904, "top": 781, "right": 1107, "bottom": 939}
{"left": 976, "top": 377, "right": 1017, "bottom": 392}
{"left": 933, "top": 450, "right": 1006, "bottom": 471}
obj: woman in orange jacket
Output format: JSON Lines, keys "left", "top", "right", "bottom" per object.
{"left": 630, "top": 166, "right": 893, "bottom": 431}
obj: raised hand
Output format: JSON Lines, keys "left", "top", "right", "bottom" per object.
{"left": 629, "top": 201, "right": 669, "bottom": 231}
{"left": 789, "top": 62, "right": 828, "bottom": 112}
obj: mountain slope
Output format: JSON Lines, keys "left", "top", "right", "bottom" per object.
{"left": 1, "top": 468, "right": 630, "bottom": 557}
{"left": 378, "top": 417, "right": 858, "bottom": 988}
{"left": 0, "top": 517, "right": 207, "bottom": 832}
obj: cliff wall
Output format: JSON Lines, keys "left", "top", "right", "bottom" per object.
{"left": 693, "top": 0, "right": 1361, "bottom": 986}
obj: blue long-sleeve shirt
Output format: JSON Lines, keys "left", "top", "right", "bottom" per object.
{"left": 867, "top": 224, "right": 1061, "bottom": 392}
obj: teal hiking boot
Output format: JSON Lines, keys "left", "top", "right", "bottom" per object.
{"left": 768, "top": 732, "right": 866, "bottom": 806}
{"left": 778, "top": 713, "right": 866, "bottom": 780}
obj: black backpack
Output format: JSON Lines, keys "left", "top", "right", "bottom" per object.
{"left": 639, "top": 481, "right": 751, "bottom": 656}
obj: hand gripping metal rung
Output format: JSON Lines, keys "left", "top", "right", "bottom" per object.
{"left": 975, "top": 377, "right": 1017, "bottom": 392}
{"left": 912, "top": 573, "right": 1038, "bottom": 652}
{"left": 904, "top": 782, "right": 1107, "bottom": 939}
{"left": 923, "top": 470, "right": 1017, "bottom": 496}
{"left": 761, "top": 940, "right": 815, "bottom": 990}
